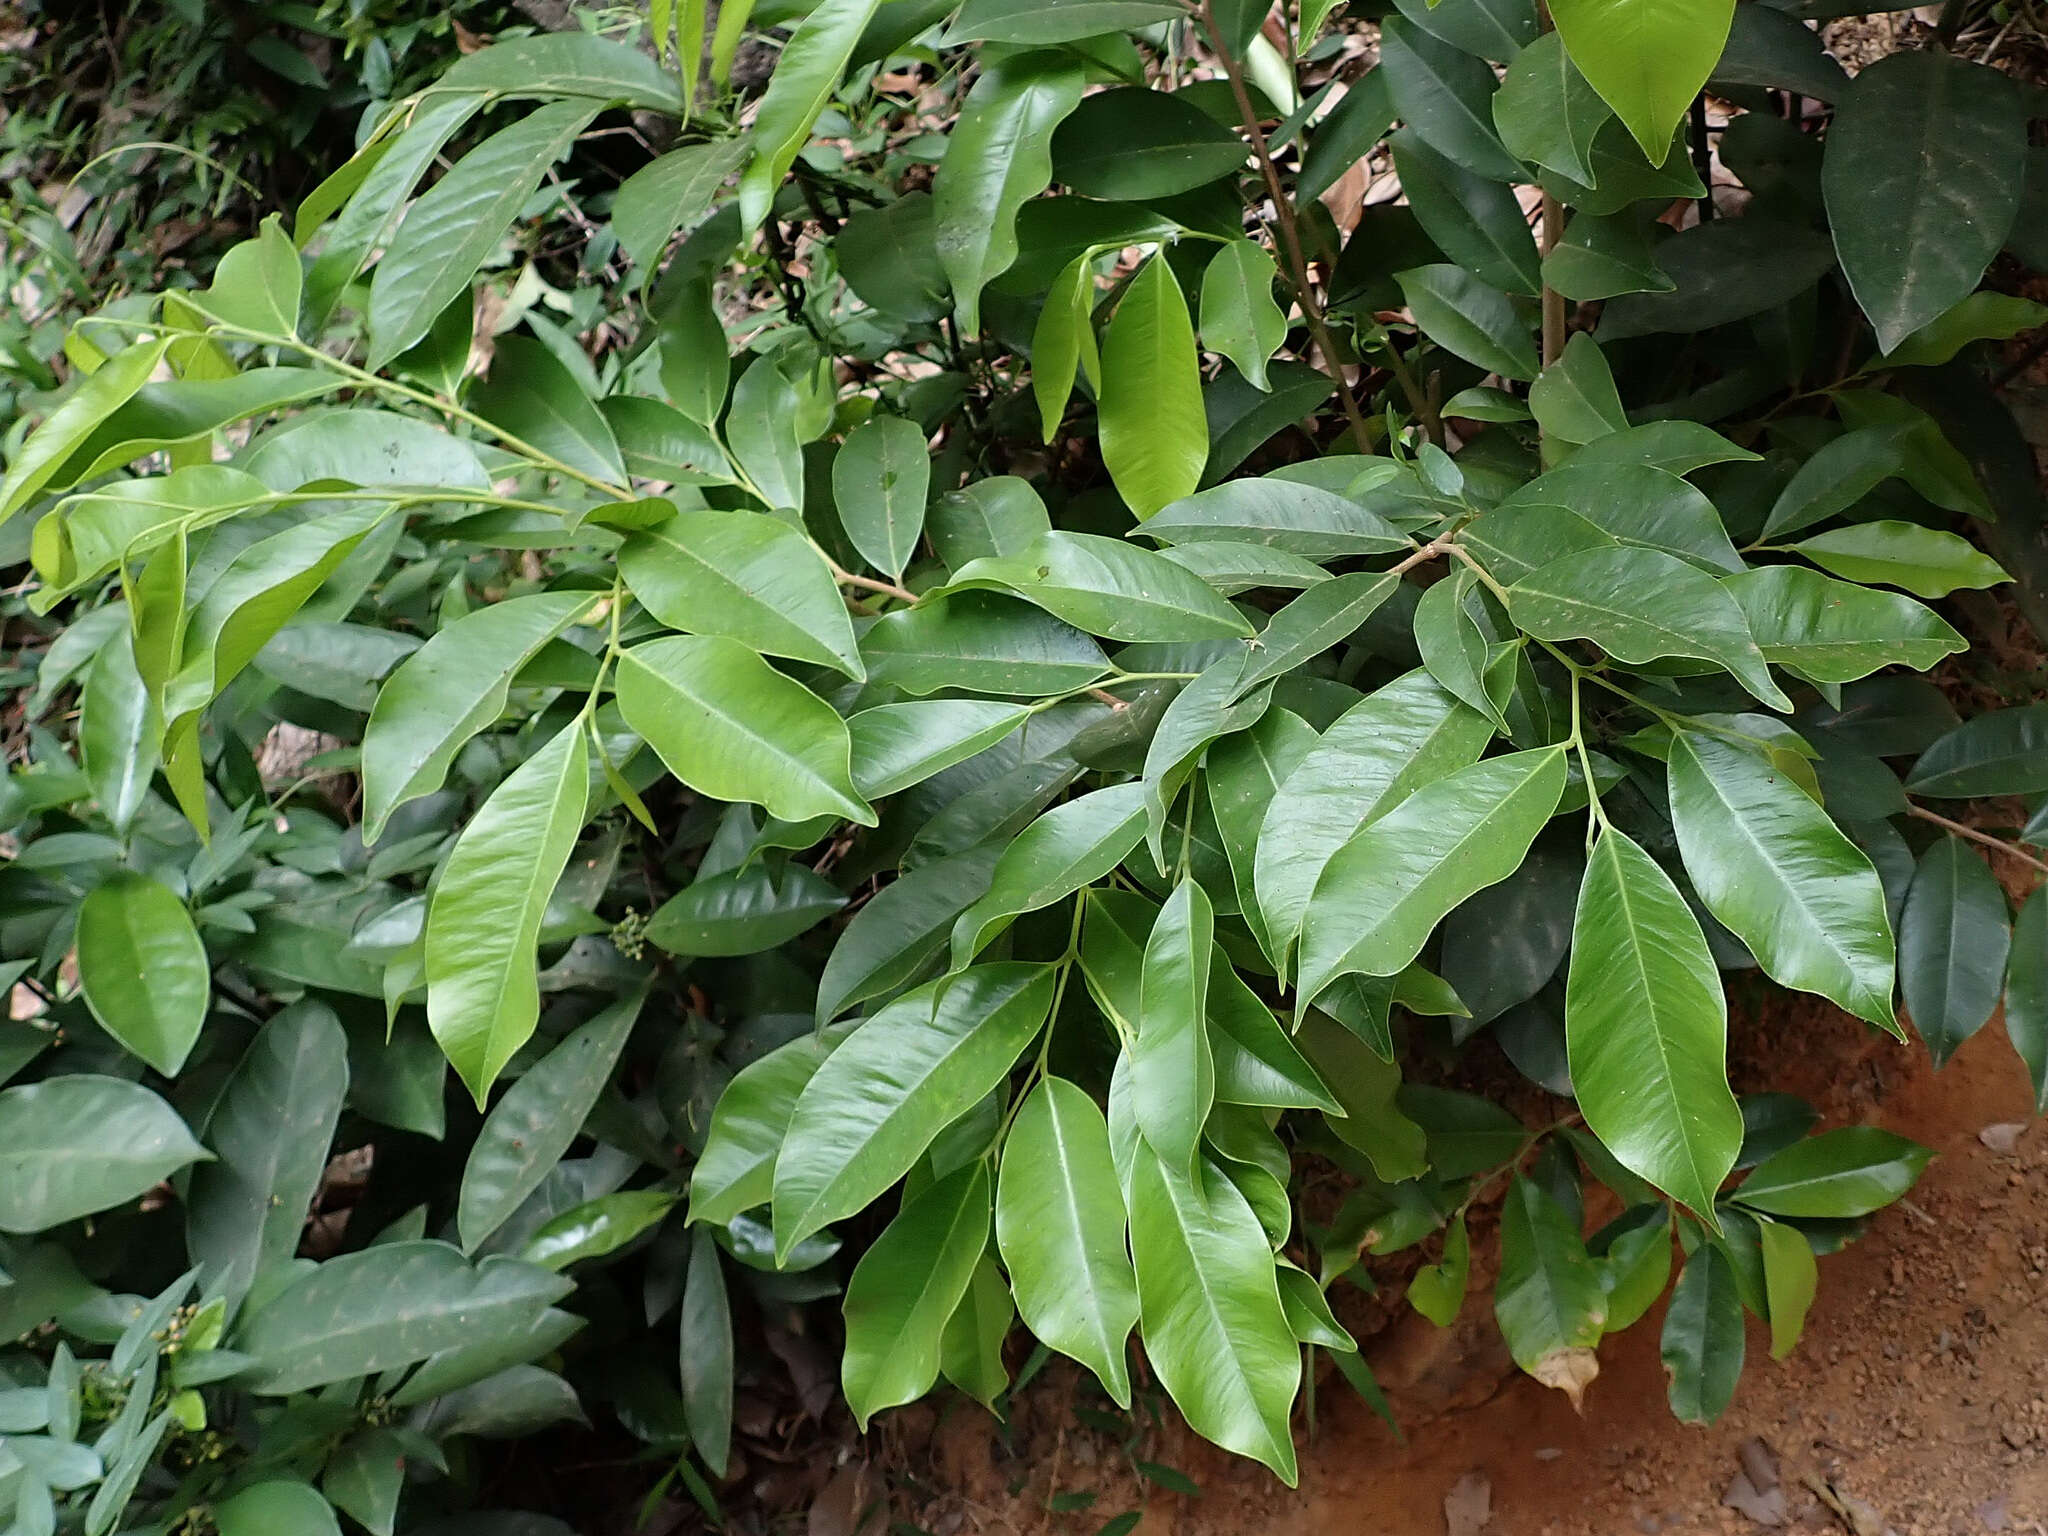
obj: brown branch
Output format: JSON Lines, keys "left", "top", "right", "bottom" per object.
{"left": 1907, "top": 803, "right": 2048, "bottom": 879}
{"left": 1195, "top": 2, "right": 1406, "bottom": 449}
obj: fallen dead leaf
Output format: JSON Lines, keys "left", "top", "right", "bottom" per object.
{"left": 1980, "top": 1122, "right": 2026, "bottom": 1154}
{"left": 1443, "top": 1469, "right": 1492, "bottom": 1536}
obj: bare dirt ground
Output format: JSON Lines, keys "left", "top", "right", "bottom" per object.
{"left": 874, "top": 1006, "right": 2048, "bottom": 1536}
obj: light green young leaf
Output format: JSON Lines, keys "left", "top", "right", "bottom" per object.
{"left": 1200, "top": 240, "right": 1289, "bottom": 390}
{"left": 425, "top": 724, "right": 590, "bottom": 1104}
{"left": 1669, "top": 730, "right": 1898, "bottom": 1032}
{"left": 367, "top": 101, "right": 599, "bottom": 367}
{"left": 76, "top": 872, "right": 209, "bottom": 1078}
{"left": 1297, "top": 747, "right": 1567, "bottom": 1007}
{"left": 1567, "top": 828, "right": 1742, "bottom": 1220}
{"left": 362, "top": 591, "right": 598, "bottom": 842}
{"left": 833, "top": 415, "right": 931, "bottom": 580}
{"left": 996, "top": 1078, "right": 1138, "bottom": 1406}
{"left": 738, "top": 0, "right": 886, "bottom": 232}
{"left": 1408, "top": 1212, "right": 1471, "bottom": 1327}
{"left": 619, "top": 509, "right": 863, "bottom": 678}
{"left": 934, "top": 53, "right": 1086, "bottom": 337}
{"left": 1548, "top": 0, "right": 1734, "bottom": 163}
{"left": 1755, "top": 1216, "right": 1816, "bottom": 1360}
{"left": 1100, "top": 255, "right": 1207, "bottom": 518}
{"left": 614, "top": 634, "right": 874, "bottom": 826}
{"left": 0, "top": 336, "right": 173, "bottom": 525}
{"left": 773, "top": 964, "right": 1054, "bottom": 1259}
{"left": 1033, "top": 254, "right": 1100, "bottom": 442}
{"left": 841, "top": 1163, "right": 990, "bottom": 1428}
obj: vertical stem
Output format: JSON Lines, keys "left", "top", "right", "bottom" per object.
{"left": 1539, "top": 191, "right": 1565, "bottom": 370}
{"left": 1196, "top": 1, "right": 1398, "bottom": 450}
{"left": 1688, "top": 95, "right": 1714, "bottom": 223}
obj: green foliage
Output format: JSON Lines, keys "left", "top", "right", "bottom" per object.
{"left": 3, "top": 1, "right": 2044, "bottom": 1526}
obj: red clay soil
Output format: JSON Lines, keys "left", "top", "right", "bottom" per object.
{"left": 885, "top": 1007, "right": 2048, "bottom": 1536}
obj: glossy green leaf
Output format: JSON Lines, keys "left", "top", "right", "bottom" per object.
{"left": 1100, "top": 256, "right": 1208, "bottom": 519}
{"left": 1393, "top": 130, "right": 1542, "bottom": 297}
{"left": 945, "top": 0, "right": 1183, "bottom": 43}
{"left": 615, "top": 634, "right": 873, "bottom": 826}
{"left": 1734, "top": 1127, "right": 1932, "bottom": 1218}
{"left": 1126, "top": 1146, "right": 1299, "bottom": 1484}
{"left": 458, "top": 986, "right": 647, "bottom": 1251}
{"left": 1596, "top": 1207, "right": 1672, "bottom": 1331}
{"left": 1755, "top": 1216, "right": 1816, "bottom": 1360}
{"left": 1131, "top": 880, "right": 1216, "bottom": 1177}
{"left": 425, "top": 724, "right": 590, "bottom": 1104}
{"left": 647, "top": 863, "right": 845, "bottom": 957}
{"left": 188, "top": 1004, "right": 349, "bottom": 1308}
{"left": 76, "top": 872, "right": 208, "bottom": 1077}
{"left": 1143, "top": 476, "right": 1409, "bottom": 558}
{"left": 1393, "top": 0, "right": 1535, "bottom": 62}
{"left": 952, "top": 783, "right": 1147, "bottom": 967}
{"left": 817, "top": 847, "right": 1003, "bottom": 1025}
{"left": 1477, "top": 461, "right": 1741, "bottom": 578}
{"left": 1200, "top": 240, "right": 1289, "bottom": 390}
{"left": 0, "top": 1076, "right": 208, "bottom": 1233}
{"left": 1051, "top": 87, "right": 1247, "bottom": 200}
{"left": 1255, "top": 671, "right": 1492, "bottom": 979}
{"left": 1395, "top": 264, "right": 1540, "bottom": 382}
{"left": 945, "top": 530, "right": 1250, "bottom": 641}
{"left": 833, "top": 416, "right": 931, "bottom": 580}
{"left": 52, "top": 369, "right": 335, "bottom": 488}
{"left": 1880, "top": 292, "right": 2048, "bottom": 370}
{"left": 1725, "top": 565, "right": 1964, "bottom": 684}
{"left": 738, "top": 0, "right": 886, "bottom": 231}
{"left": 1493, "top": 32, "right": 1609, "bottom": 184}
{"left": 678, "top": 1227, "right": 734, "bottom": 1472}
{"left": 467, "top": 334, "right": 625, "bottom": 487}
{"left": 362, "top": 591, "right": 597, "bottom": 842}
{"left": 1542, "top": 208, "right": 1675, "bottom": 301}
{"left": 213, "top": 1482, "right": 340, "bottom": 1536}
{"left": 841, "top": 1163, "right": 989, "bottom": 1427}
{"left": 838, "top": 190, "right": 951, "bottom": 321}
{"left": 2005, "top": 886, "right": 2048, "bottom": 1115}
{"left": 864, "top": 592, "right": 1110, "bottom": 695}
{"left": 689, "top": 1023, "right": 850, "bottom": 1226}
{"left": 1907, "top": 704, "right": 2048, "bottom": 798}
{"left": 1300, "top": 69, "right": 1396, "bottom": 201}
{"left": 996, "top": 1077, "right": 1138, "bottom": 1405}
{"left": 612, "top": 139, "right": 746, "bottom": 276}
{"left": 1507, "top": 545, "right": 1789, "bottom": 710}
{"left": 522, "top": 1189, "right": 677, "bottom": 1270}
{"left": 1823, "top": 49, "right": 2027, "bottom": 352}
{"left": 1299, "top": 747, "right": 1567, "bottom": 1007}
{"left": 1298, "top": 1013, "right": 1429, "bottom": 1178}
{"left": 619, "top": 509, "right": 863, "bottom": 678}
{"left": 928, "top": 478, "right": 1053, "bottom": 568}
{"left": 849, "top": 701, "right": 1033, "bottom": 800}
{"left": 1494, "top": 1176, "right": 1605, "bottom": 1399}
{"left": 935, "top": 53, "right": 1085, "bottom": 336}
{"left": 1379, "top": 19, "right": 1524, "bottom": 182}
{"left": 0, "top": 337, "right": 173, "bottom": 525}
{"left": 1528, "top": 332, "right": 1627, "bottom": 447}
{"left": 774, "top": 964, "right": 1053, "bottom": 1258}
{"left": 1898, "top": 835, "right": 2009, "bottom": 1068}
{"left": 1205, "top": 707, "right": 1318, "bottom": 956}
{"left": 1760, "top": 427, "right": 1907, "bottom": 541}
{"left": 1413, "top": 569, "right": 1511, "bottom": 729}
{"left": 437, "top": 31, "right": 686, "bottom": 108}
{"left": 1033, "top": 254, "right": 1100, "bottom": 441}
{"left": 1549, "top": 0, "right": 1732, "bottom": 161}
{"left": 1661, "top": 1246, "right": 1743, "bottom": 1424}
{"left": 939, "top": 1253, "right": 1012, "bottom": 1411}
{"left": 367, "top": 101, "right": 597, "bottom": 367}
{"left": 1669, "top": 730, "right": 1897, "bottom": 1032}
{"left": 1567, "top": 828, "right": 1742, "bottom": 1219}
{"left": 1789, "top": 521, "right": 2009, "bottom": 601}
{"left": 237, "top": 1241, "right": 571, "bottom": 1394}
{"left": 1597, "top": 216, "right": 1832, "bottom": 339}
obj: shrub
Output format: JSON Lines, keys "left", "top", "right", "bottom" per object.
{"left": 2, "top": 0, "right": 2046, "bottom": 1526}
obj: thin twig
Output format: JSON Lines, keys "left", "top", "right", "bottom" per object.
{"left": 1540, "top": 191, "right": 1565, "bottom": 369}
{"left": 830, "top": 565, "right": 918, "bottom": 604}
{"left": 1907, "top": 803, "right": 2048, "bottom": 879}
{"left": 1195, "top": 2, "right": 1393, "bottom": 450}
